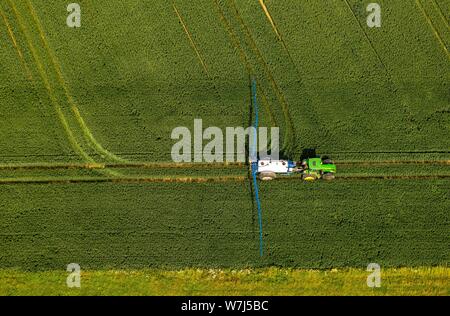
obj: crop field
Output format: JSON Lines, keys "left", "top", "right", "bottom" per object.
{"left": 0, "top": 0, "right": 449, "bottom": 295}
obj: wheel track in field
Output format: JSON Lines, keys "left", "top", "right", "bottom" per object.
{"left": 0, "top": 6, "right": 32, "bottom": 81}
{"left": 256, "top": 0, "right": 301, "bottom": 77}
{"left": 1, "top": 173, "right": 449, "bottom": 186}
{"left": 431, "top": 0, "right": 450, "bottom": 29}
{"left": 0, "top": 159, "right": 448, "bottom": 171}
{"left": 227, "top": 0, "right": 297, "bottom": 156}
{"left": 341, "top": 0, "right": 389, "bottom": 75}
{"left": 0, "top": 4, "right": 68, "bottom": 153}
{"left": 25, "top": 0, "right": 127, "bottom": 164}
{"left": 336, "top": 160, "right": 450, "bottom": 166}
{"left": 171, "top": 1, "right": 262, "bottom": 133}
{"left": 415, "top": 0, "right": 450, "bottom": 59}
{"left": 212, "top": 0, "right": 278, "bottom": 128}
{"left": 172, "top": 2, "right": 210, "bottom": 77}
{"left": 0, "top": 161, "right": 246, "bottom": 171}
{"left": 4, "top": 1, "right": 120, "bottom": 176}
{"left": 0, "top": 175, "right": 248, "bottom": 185}
{"left": 5, "top": 0, "right": 95, "bottom": 164}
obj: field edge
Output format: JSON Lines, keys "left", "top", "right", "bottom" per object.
{"left": 0, "top": 267, "right": 448, "bottom": 296}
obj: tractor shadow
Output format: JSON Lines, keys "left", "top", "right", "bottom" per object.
{"left": 299, "top": 148, "right": 330, "bottom": 161}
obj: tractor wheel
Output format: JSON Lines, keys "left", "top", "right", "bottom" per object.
{"left": 322, "top": 159, "right": 333, "bottom": 164}
{"left": 302, "top": 173, "right": 317, "bottom": 181}
{"left": 259, "top": 172, "right": 276, "bottom": 181}
{"left": 323, "top": 172, "right": 335, "bottom": 180}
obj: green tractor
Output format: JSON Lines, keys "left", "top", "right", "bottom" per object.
{"left": 299, "top": 157, "right": 337, "bottom": 181}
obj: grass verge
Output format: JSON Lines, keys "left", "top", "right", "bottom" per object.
{"left": 0, "top": 267, "right": 448, "bottom": 296}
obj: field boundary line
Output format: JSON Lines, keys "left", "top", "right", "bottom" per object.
{"left": 212, "top": 0, "right": 278, "bottom": 127}
{"left": 172, "top": 3, "right": 210, "bottom": 77}
{"left": 26, "top": 0, "right": 127, "bottom": 164}
{"left": 415, "top": 0, "right": 450, "bottom": 59}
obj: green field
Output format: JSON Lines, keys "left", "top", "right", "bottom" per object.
{"left": 0, "top": 0, "right": 449, "bottom": 295}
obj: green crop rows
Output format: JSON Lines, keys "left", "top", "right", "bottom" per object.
{"left": 0, "top": 179, "right": 448, "bottom": 269}
{"left": 0, "top": 0, "right": 449, "bottom": 273}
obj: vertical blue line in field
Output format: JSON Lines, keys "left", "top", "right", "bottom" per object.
{"left": 251, "top": 79, "right": 264, "bottom": 257}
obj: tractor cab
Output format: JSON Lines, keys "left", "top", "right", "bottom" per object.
{"left": 301, "top": 157, "right": 337, "bottom": 181}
